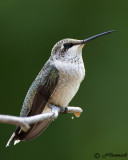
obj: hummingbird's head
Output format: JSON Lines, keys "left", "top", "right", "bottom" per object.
{"left": 51, "top": 30, "right": 114, "bottom": 60}
{"left": 51, "top": 39, "right": 84, "bottom": 58}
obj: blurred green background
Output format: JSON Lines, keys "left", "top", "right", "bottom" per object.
{"left": 0, "top": 0, "right": 127, "bottom": 160}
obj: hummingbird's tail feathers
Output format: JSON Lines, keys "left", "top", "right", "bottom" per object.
{"left": 6, "top": 119, "right": 51, "bottom": 146}
{"left": 6, "top": 132, "right": 16, "bottom": 147}
{"left": 17, "top": 119, "right": 52, "bottom": 141}
{"left": 6, "top": 126, "right": 21, "bottom": 147}
{"left": 14, "top": 140, "right": 20, "bottom": 145}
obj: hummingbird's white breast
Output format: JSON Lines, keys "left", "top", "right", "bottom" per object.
{"left": 49, "top": 58, "right": 85, "bottom": 107}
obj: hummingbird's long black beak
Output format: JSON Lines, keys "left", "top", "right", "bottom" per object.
{"left": 82, "top": 30, "right": 114, "bottom": 44}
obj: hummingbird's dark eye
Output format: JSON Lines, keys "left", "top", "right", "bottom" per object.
{"left": 63, "top": 43, "right": 73, "bottom": 49}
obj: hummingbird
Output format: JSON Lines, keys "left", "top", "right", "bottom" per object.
{"left": 6, "top": 30, "right": 114, "bottom": 147}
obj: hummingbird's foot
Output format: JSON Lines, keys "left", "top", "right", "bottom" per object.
{"left": 57, "top": 106, "right": 68, "bottom": 114}
{"left": 48, "top": 104, "right": 68, "bottom": 114}
{"left": 62, "top": 107, "right": 68, "bottom": 114}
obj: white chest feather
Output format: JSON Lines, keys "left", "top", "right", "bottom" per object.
{"left": 50, "top": 60, "right": 85, "bottom": 107}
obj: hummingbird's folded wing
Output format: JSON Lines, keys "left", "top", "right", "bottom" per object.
{"left": 18, "top": 65, "right": 59, "bottom": 141}
{"left": 27, "top": 65, "right": 59, "bottom": 117}
{"left": 7, "top": 65, "right": 59, "bottom": 146}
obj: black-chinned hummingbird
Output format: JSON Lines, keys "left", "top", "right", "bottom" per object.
{"left": 6, "top": 30, "right": 114, "bottom": 146}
